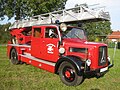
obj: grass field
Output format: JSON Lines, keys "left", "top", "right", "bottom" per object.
{"left": 0, "top": 46, "right": 120, "bottom": 90}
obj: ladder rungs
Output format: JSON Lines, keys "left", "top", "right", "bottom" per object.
{"left": 9, "top": 4, "right": 110, "bottom": 30}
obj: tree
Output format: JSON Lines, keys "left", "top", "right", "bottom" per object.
{"left": 0, "top": 0, "right": 67, "bottom": 20}
{"left": 83, "top": 21, "right": 112, "bottom": 41}
{"left": 0, "top": 23, "right": 11, "bottom": 43}
{"left": 0, "top": 0, "right": 5, "bottom": 20}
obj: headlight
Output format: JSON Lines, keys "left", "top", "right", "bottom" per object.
{"left": 107, "top": 56, "right": 110, "bottom": 62}
{"left": 59, "top": 47, "right": 65, "bottom": 54}
{"left": 86, "top": 59, "right": 91, "bottom": 66}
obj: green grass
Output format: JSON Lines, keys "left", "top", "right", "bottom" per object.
{"left": 0, "top": 46, "right": 120, "bottom": 90}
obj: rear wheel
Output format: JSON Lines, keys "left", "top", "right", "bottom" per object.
{"left": 59, "top": 61, "right": 83, "bottom": 86}
{"left": 10, "top": 48, "right": 20, "bottom": 64}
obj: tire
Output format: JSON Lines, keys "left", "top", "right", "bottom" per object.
{"left": 10, "top": 48, "right": 20, "bottom": 65}
{"left": 59, "top": 61, "right": 83, "bottom": 86}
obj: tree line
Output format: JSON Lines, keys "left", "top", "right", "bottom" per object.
{"left": 83, "top": 21, "right": 112, "bottom": 41}
{"left": 0, "top": 0, "right": 67, "bottom": 20}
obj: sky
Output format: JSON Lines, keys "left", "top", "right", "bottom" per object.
{"left": 0, "top": 0, "right": 120, "bottom": 31}
{"left": 65, "top": 0, "right": 120, "bottom": 31}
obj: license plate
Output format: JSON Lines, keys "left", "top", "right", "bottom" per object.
{"left": 100, "top": 67, "right": 108, "bottom": 72}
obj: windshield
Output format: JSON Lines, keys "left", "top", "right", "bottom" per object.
{"left": 63, "top": 27, "right": 86, "bottom": 40}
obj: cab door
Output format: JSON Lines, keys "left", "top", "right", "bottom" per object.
{"left": 31, "top": 26, "right": 43, "bottom": 58}
{"left": 41, "top": 26, "right": 60, "bottom": 62}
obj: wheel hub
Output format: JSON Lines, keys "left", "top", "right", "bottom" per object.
{"left": 65, "top": 71, "right": 71, "bottom": 78}
{"left": 64, "top": 68, "right": 75, "bottom": 81}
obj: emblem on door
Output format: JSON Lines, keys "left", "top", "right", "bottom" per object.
{"left": 46, "top": 44, "right": 56, "bottom": 54}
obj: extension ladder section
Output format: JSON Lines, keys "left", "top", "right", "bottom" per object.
{"left": 9, "top": 4, "right": 110, "bottom": 29}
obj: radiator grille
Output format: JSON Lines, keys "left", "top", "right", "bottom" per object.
{"left": 98, "top": 46, "right": 107, "bottom": 66}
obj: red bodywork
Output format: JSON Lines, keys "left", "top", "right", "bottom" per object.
{"left": 7, "top": 25, "right": 109, "bottom": 74}
{"left": 10, "top": 28, "right": 31, "bottom": 44}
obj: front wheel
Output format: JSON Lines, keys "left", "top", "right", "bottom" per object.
{"left": 59, "top": 61, "right": 83, "bottom": 86}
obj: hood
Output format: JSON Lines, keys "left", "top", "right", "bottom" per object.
{"left": 63, "top": 38, "right": 107, "bottom": 48}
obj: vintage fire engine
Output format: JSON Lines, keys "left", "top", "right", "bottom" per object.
{"left": 7, "top": 5, "right": 113, "bottom": 86}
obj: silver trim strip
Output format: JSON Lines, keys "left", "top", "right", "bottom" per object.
{"left": 20, "top": 54, "right": 55, "bottom": 66}
{"left": 8, "top": 44, "right": 31, "bottom": 48}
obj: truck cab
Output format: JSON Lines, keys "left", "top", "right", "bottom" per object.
{"left": 7, "top": 23, "right": 111, "bottom": 86}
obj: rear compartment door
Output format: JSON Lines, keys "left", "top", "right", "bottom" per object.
{"left": 31, "top": 26, "right": 43, "bottom": 58}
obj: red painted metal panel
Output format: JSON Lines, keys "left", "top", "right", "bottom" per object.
{"left": 21, "top": 56, "right": 55, "bottom": 73}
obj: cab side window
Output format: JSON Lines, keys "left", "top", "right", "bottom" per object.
{"left": 45, "top": 27, "right": 58, "bottom": 38}
{"left": 33, "top": 28, "right": 41, "bottom": 37}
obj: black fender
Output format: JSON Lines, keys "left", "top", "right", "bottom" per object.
{"left": 55, "top": 56, "right": 84, "bottom": 76}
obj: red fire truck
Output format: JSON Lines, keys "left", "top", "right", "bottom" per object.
{"left": 7, "top": 5, "right": 113, "bottom": 86}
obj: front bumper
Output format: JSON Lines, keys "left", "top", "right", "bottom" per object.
{"left": 84, "top": 66, "right": 109, "bottom": 78}
{"left": 84, "top": 61, "right": 113, "bottom": 78}
{"left": 108, "top": 64, "right": 114, "bottom": 68}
